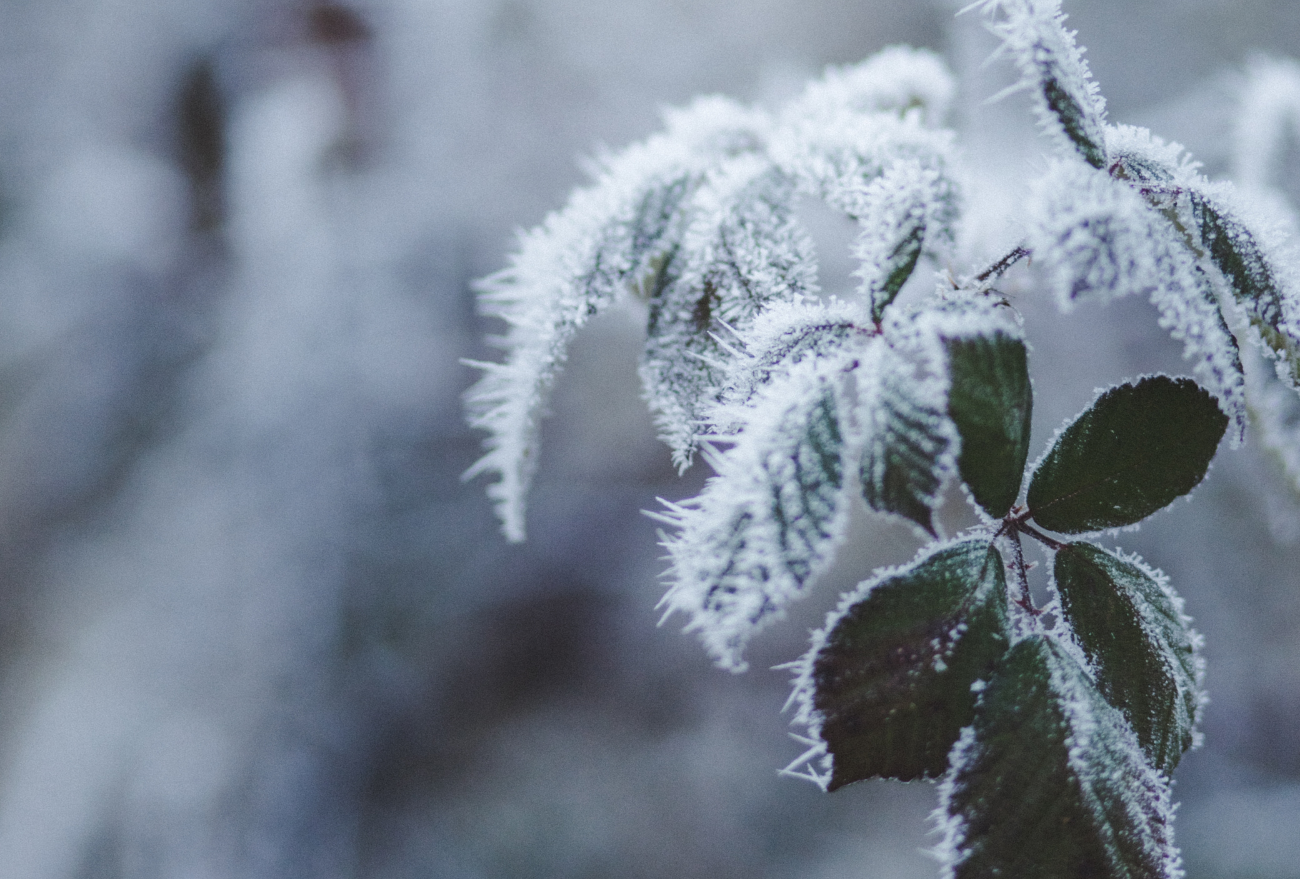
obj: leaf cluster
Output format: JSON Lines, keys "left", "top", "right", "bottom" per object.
{"left": 465, "top": 1, "right": 1300, "bottom": 876}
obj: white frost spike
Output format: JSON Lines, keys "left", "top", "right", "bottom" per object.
{"left": 641, "top": 155, "right": 818, "bottom": 468}
{"left": 852, "top": 159, "right": 958, "bottom": 321}
{"left": 655, "top": 353, "right": 858, "bottom": 671}
{"left": 715, "top": 298, "right": 874, "bottom": 426}
{"left": 792, "top": 46, "right": 956, "bottom": 128}
{"left": 974, "top": 0, "right": 1108, "bottom": 167}
{"left": 465, "top": 96, "right": 770, "bottom": 540}
{"left": 1027, "top": 159, "right": 1248, "bottom": 442}
{"left": 772, "top": 108, "right": 957, "bottom": 223}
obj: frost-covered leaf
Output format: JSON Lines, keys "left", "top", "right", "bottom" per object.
{"left": 858, "top": 342, "right": 957, "bottom": 535}
{"left": 1028, "top": 376, "right": 1228, "bottom": 534}
{"left": 767, "top": 52, "right": 960, "bottom": 322}
{"left": 641, "top": 155, "right": 817, "bottom": 468}
{"left": 925, "top": 300, "right": 1031, "bottom": 520}
{"left": 656, "top": 358, "right": 853, "bottom": 670}
{"left": 976, "top": 0, "right": 1108, "bottom": 168}
{"left": 852, "top": 160, "right": 953, "bottom": 322}
{"left": 1055, "top": 542, "right": 1204, "bottom": 774}
{"left": 465, "top": 97, "right": 769, "bottom": 540}
{"left": 788, "top": 539, "right": 1010, "bottom": 788}
{"left": 716, "top": 299, "right": 873, "bottom": 424}
{"left": 1028, "top": 156, "right": 1248, "bottom": 438}
{"left": 1190, "top": 190, "right": 1286, "bottom": 329}
{"left": 1186, "top": 187, "right": 1300, "bottom": 389}
{"left": 935, "top": 636, "right": 1182, "bottom": 879}
{"left": 772, "top": 57, "right": 958, "bottom": 222}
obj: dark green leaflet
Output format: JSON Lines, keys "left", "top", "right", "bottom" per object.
{"left": 1054, "top": 543, "right": 1201, "bottom": 774}
{"left": 771, "top": 388, "right": 846, "bottom": 586}
{"left": 1027, "top": 376, "right": 1227, "bottom": 533}
{"left": 871, "top": 220, "right": 925, "bottom": 322}
{"left": 811, "top": 540, "right": 1009, "bottom": 787}
{"left": 1190, "top": 191, "right": 1284, "bottom": 329}
{"left": 945, "top": 331, "right": 1033, "bottom": 519}
{"left": 859, "top": 361, "right": 952, "bottom": 536}
{"left": 942, "top": 637, "right": 1178, "bottom": 879}
{"left": 1041, "top": 70, "right": 1107, "bottom": 170}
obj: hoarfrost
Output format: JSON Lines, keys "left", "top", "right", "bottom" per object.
{"left": 852, "top": 159, "right": 959, "bottom": 321}
{"left": 465, "top": 96, "right": 770, "bottom": 540}
{"left": 856, "top": 340, "right": 959, "bottom": 535}
{"left": 714, "top": 298, "right": 873, "bottom": 425}
{"left": 974, "top": 0, "right": 1108, "bottom": 167}
{"left": 641, "top": 155, "right": 818, "bottom": 467}
{"left": 1027, "top": 158, "right": 1248, "bottom": 441}
{"left": 654, "top": 353, "right": 856, "bottom": 671}
{"left": 791, "top": 46, "right": 955, "bottom": 128}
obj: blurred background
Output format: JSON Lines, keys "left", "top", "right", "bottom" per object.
{"left": 2, "top": 0, "right": 1300, "bottom": 876}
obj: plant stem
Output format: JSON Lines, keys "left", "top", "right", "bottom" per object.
{"left": 975, "top": 244, "right": 1031, "bottom": 283}
{"left": 1018, "top": 520, "right": 1065, "bottom": 551}
{"left": 1002, "top": 524, "right": 1040, "bottom": 618}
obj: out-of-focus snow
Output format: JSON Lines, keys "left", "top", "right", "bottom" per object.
{"left": 2, "top": 1, "right": 1300, "bottom": 877}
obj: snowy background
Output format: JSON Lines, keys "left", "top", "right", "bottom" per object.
{"left": 2, "top": 0, "right": 1300, "bottom": 877}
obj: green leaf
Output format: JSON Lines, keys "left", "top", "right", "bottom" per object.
{"left": 859, "top": 348, "right": 955, "bottom": 536}
{"left": 939, "top": 637, "right": 1180, "bottom": 879}
{"left": 1042, "top": 73, "right": 1107, "bottom": 170}
{"left": 641, "top": 159, "right": 816, "bottom": 468}
{"left": 1054, "top": 542, "right": 1202, "bottom": 774}
{"left": 1187, "top": 191, "right": 1300, "bottom": 385}
{"left": 806, "top": 539, "right": 1010, "bottom": 787}
{"left": 775, "top": 388, "right": 848, "bottom": 586}
{"left": 1190, "top": 191, "right": 1285, "bottom": 330}
{"left": 945, "top": 331, "right": 1032, "bottom": 519}
{"left": 657, "top": 366, "right": 852, "bottom": 671}
{"left": 1027, "top": 375, "right": 1227, "bottom": 533}
{"left": 871, "top": 220, "right": 925, "bottom": 323}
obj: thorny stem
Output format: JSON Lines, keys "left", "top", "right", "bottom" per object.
{"left": 996, "top": 510, "right": 1065, "bottom": 621}
{"left": 974, "top": 244, "right": 1031, "bottom": 284}
{"left": 1001, "top": 524, "right": 1040, "bottom": 618}
{"left": 1017, "top": 520, "right": 1065, "bottom": 551}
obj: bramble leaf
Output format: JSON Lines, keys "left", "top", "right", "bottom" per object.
{"left": 791, "top": 539, "right": 1010, "bottom": 787}
{"left": 858, "top": 344, "right": 956, "bottom": 535}
{"left": 1054, "top": 542, "right": 1203, "bottom": 774}
{"left": 1027, "top": 375, "right": 1227, "bottom": 533}
{"left": 873, "top": 220, "right": 924, "bottom": 321}
{"left": 465, "top": 96, "right": 769, "bottom": 540}
{"left": 976, "top": 0, "right": 1108, "bottom": 168}
{"left": 716, "top": 299, "right": 872, "bottom": 422}
{"left": 641, "top": 156, "right": 817, "bottom": 469}
{"left": 1027, "top": 153, "right": 1248, "bottom": 440}
{"left": 944, "top": 330, "right": 1032, "bottom": 519}
{"left": 657, "top": 360, "right": 852, "bottom": 671}
{"left": 936, "top": 636, "right": 1181, "bottom": 879}
{"left": 1187, "top": 189, "right": 1300, "bottom": 386}
{"left": 1191, "top": 190, "right": 1286, "bottom": 330}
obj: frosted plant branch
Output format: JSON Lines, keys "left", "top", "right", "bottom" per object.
{"left": 465, "top": 5, "right": 1293, "bottom": 873}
